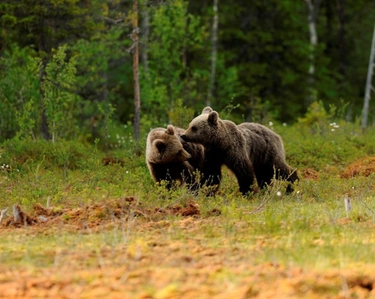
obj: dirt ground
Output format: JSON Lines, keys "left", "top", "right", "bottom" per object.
{"left": 1, "top": 157, "right": 375, "bottom": 298}
{"left": 0, "top": 196, "right": 374, "bottom": 299}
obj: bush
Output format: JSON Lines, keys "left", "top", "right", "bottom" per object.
{"left": 1, "top": 139, "right": 92, "bottom": 172}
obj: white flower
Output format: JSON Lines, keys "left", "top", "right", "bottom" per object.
{"left": 276, "top": 191, "right": 282, "bottom": 197}
{"left": 269, "top": 121, "right": 273, "bottom": 126}
{"left": 283, "top": 123, "right": 287, "bottom": 127}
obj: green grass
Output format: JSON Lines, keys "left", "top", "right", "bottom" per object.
{"left": 1, "top": 122, "right": 375, "bottom": 297}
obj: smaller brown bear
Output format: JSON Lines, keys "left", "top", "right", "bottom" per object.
{"left": 181, "top": 107, "right": 298, "bottom": 196}
{"left": 146, "top": 125, "right": 205, "bottom": 190}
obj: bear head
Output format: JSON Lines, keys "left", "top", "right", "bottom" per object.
{"left": 181, "top": 107, "right": 220, "bottom": 145}
{"left": 146, "top": 125, "right": 192, "bottom": 164}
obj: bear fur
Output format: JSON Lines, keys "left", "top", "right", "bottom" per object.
{"left": 146, "top": 125, "right": 222, "bottom": 194}
{"left": 181, "top": 107, "right": 298, "bottom": 195}
{"left": 176, "top": 127, "right": 222, "bottom": 193}
{"left": 146, "top": 125, "right": 203, "bottom": 190}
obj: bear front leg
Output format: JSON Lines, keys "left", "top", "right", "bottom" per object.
{"left": 150, "top": 164, "right": 175, "bottom": 189}
{"left": 200, "top": 162, "right": 222, "bottom": 196}
{"left": 228, "top": 160, "right": 256, "bottom": 196}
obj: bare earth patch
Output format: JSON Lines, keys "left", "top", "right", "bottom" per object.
{"left": 341, "top": 156, "right": 375, "bottom": 178}
{"left": 0, "top": 198, "right": 374, "bottom": 298}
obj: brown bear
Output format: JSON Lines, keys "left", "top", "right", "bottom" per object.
{"left": 181, "top": 107, "right": 298, "bottom": 196}
{"left": 146, "top": 125, "right": 222, "bottom": 194}
{"left": 146, "top": 125, "right": 204, "bottom": 191}
{"left": 177, "top": 127, "right": 222, "bottom": 194}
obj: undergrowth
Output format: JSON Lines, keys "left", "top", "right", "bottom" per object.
{"left": 1, "top": 121, "right": 375, "bottom": 291}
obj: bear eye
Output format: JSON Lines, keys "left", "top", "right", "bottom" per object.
{"left": 191, "top": 126, "right": 197, "bottom": 132}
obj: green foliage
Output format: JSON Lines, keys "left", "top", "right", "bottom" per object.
{"left": 167, "top": 99, "right": 195, "bottom": 128}
{"left": 297, "top": 101, "right": 332, "bottom": 132}
{"left": 1, "top": 139, "right": 90, "bottom": 172}
{"left": 1, "top": 0, "right": 375, "bottom": 140}
{"left": 278, "top": 120, "right": 375, "bottom": 172}
{"left": 0, "top": 45, "right": 41, "bottom": 140}
{"left": 142, "top": 0, "right": 208, "bottom": 122}
{"left": 43, "top": 45, "right": 79, "bottom": 142}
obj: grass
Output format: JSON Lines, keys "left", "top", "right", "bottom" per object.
{"left": 1, "top": 122, "right": 375, "bottom": 298}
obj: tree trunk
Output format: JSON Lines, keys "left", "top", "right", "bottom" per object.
{"left": 207, "top": 0, "right": 219, "bottom": 107}
{"left": 102, "top": 70, "right": 110, "bottom": 155}
{"left": 304, "top": 0, "right": 321, "bottom": 107}
{"left": 141, "top": 0, "right": 149, "bottom": 73}
{"left": 361, "top": 24, "right": 375, "bottom": 131}
{"left": 337, "top": 0, "right": 346, "bottom": 95}
{"left": 132, "top": 0, "right": 141, "bottom": 142}
{"left": 38, "top": 18, "right": 50, "bottom": 140}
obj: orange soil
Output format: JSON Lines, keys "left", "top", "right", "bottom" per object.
{"left": 0, "top": 198, "right": 374, "bottom": 298}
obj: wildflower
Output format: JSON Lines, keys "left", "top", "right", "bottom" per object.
{"left": 269, "top": 121, "right": 273, "bottom": 127}
{"left": 283, "top": 123, "right": 287, "bottom": 127}
{"left": 329, "top": 122, "right": 339, "bottom": 129}
{"left": 276, "top": 191, "right": 282, "bottom": 197}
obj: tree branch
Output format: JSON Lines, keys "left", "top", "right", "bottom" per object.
{"left": 102, "top": 17, "right": 124, "bottom": 25}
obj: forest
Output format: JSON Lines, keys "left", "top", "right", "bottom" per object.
{"left": 1, "top": 0, "right": 375, "bottom": 145}
{"left": 3, "top": 2, "right": 375, "bottom": 297}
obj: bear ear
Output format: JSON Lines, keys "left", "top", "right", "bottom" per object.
{"left": 207, "top": 111, "right": 219, "bottom": 126}
{"left": 155, "top": 140, "right": 166, "bottom": 153}
{"left": 166, "top": 125, "right": 175, "bottom": 135}
{"left": 202, "top": 107, "right": 213, "bottom": 114}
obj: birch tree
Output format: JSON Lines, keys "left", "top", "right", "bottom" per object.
{"left": 207, "top": 0, "right": 219, "bottom": 107}
{"left": 362, "top": 24, "right": 375, "bottom": 131}
{"left": 304, "top": 0, "right": 321, "bottom": 106}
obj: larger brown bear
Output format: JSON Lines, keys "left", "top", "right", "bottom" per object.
{"left": 181, "top": 107, "right": 298, "bottom": 196}
{"left": 146, "top": 125, "right": 221, "bottom": 192}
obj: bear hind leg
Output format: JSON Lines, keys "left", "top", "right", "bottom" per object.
{"left": 275, "top": 165, "right": 299, "bottom": 194}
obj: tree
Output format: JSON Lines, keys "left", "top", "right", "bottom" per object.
{"left": 132, "top": 0, "right": 141, "bottom": 142}
{"left": 141, "top": 0, "right": 207, "bottom": 124}
{"left": 0, "top": 0, "right": 104, "bottom": 139}
{"left": 207, "top": 0, "right": 219, "bottom": 107}
{"left": 361, "top": 24, "right": 375, "bottom": 131}
{"left": 304, "top": 0, "right": 321, "bottom": 105}
{"left": 0, "top": 46, "right": 41, "bottom": 140}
